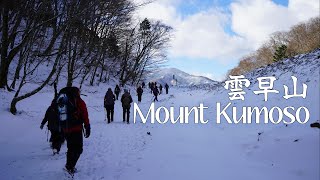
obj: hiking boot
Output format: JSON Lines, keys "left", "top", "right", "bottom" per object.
{"left": 65, "top": 165, "right": 77, "bottom": 174}
{"left": 53, "top": 149, "right": 58, "bottom": 155}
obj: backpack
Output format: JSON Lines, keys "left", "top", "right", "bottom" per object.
{"left": 153, "top": 88, "right": 159, "bottom": 95}
{"left": 122, "top": 94, "right": 131, "bottom": 107}
{"left": 56, "top": 87, "right": 79, "bottom": 129}
{"left": 137, "top": 87, "right": 143, "bottom": 95}
{"left": 104, "top": 92, "right": 115, "bottom": 106}
{"left": 46, "top": 105, "right": 60, "bottom": 131}
{"left": 115, "top": 86, "right": 120, "bottom": 93}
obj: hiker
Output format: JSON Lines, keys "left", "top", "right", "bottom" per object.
{"left": 137, "top": 86, "right": 143, "bottom": 102}
{"left": 121, "top": 89, "right": 133, "bottom": 124}
{"left": 153, "top": 86, "right": 159, "bottom": 102}
{"left": 142, "top": 82, "right": 145, "bottom": 88}
{"left": 114, "top": 85, "right": 121, "bottom": 100}
{"left": 165, "top": 83, "right": 169, "bottom": 94}
{"left": 56, "top": 87, "right": 91, "bottom": 174}
{"left": 104, "top": 88, "right": 115, "bottom": 123}
{"left": 159, "top": 84, "right": 163, "bottom": 94}
{"left": 150, "top": 82, "right": 154, "bottom": 94}
{"left": 40, "top": 100, "right": 65, "bottom": 155}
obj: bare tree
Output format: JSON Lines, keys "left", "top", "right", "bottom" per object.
{"left": 119, "top": 19, "right": 172, "bottom": 85}
{"left": 228, "top": 17, "right": 320, "bottom": 77}
{"left": 1, "top": 0, "right": 172, "bottom": 114}
{"left": 7, "top": 0, "right": 67, "bottom": 114}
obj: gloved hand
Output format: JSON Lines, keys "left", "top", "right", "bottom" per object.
{"left": 40, "top": 124, "right": 44, "bottom": 130}
{"left": 84, "top": 124, "right": 91, "bottom": 138}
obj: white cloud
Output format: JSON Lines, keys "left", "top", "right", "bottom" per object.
{"left": 133, "top": 0, "right": 180, "bottom": 26}
{"left": 171, "top": 8, "right": 250, "bottom": 62}
{"left": 133, "top": 1, "right": 251, "bottom": 63}
{"left": 133, "top": 0, "right": 319, "bottom": 64}
{"left": 288, "top": 0, "right": 319, "bottom": 20}
{"left": 231, "top": 0, "right": 319, "bottom": 48}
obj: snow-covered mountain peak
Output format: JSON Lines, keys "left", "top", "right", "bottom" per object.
{"left": 146, "top": 67, "right": 218, "bottom": 86}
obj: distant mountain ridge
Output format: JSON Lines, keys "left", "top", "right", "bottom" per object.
{"left": 146, "top": 68, "right": 218, "bottom": 86}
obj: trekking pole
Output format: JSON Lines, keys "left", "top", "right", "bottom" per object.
{"left": 104, "top": 108, "right": 107, "bottom": 121}
{"left": 46, "top": 127, "right": 49, "bottom": 142}
{"left": 82, "top": 126, "right": 86, "bottom": 138}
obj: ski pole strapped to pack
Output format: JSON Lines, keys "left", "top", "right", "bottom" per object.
{"left": 57, "top": 94, "right": 68, "bottom": 122}
{"left": 56, "top": 87, "right": 80, "bottom": 129}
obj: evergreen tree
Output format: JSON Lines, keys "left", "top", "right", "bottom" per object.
{"left": 140, "top": 18, "right": 151, "bottom": 35}
{"left": 273, "top": 44, "right": 287, "bottom": 62}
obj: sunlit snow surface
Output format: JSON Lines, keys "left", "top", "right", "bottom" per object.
{"left": 0, "top": 50, "right": 319, "bottom": 180}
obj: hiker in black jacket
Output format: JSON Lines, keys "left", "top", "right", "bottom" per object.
{"left": 165, "top": 83, "right": 169, "bottom": 94}
{"left": 121, "top": 89, "right": 133, "bottom": 124}
{"left": 40, "top": 100, "right": 65, "bottom": 155}
{"left": 114, "top": 85, "right": 121, "bottom": 100}
{"left": 104, "top": 88, "right": 116, "bottom": 123}
{"left": 150, "top": 82, "right": 154, "bottom": 94}
{"left": 137, "top": 86, "right": 143, "bottom": 102}
{"left": 159, "top": 84, "right": 163, "bottom": 94}
{"left": 153, "top": 86, "right": 159, "bottom": 102}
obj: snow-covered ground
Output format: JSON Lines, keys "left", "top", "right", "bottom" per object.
{"left": 0, "top": 50, "right": 319, "bottom": 180}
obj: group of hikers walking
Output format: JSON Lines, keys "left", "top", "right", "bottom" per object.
{"left": 104, "top": 85, "right": 133, "bottom": 124}
{"left": 148, "top": 82, "right": 169, "bottom": 102}
{"left": 103, "top": 82, "right": 170, "bottom": 123}
{"left": 39, "top": 81, "right": 170, "bottom": 176}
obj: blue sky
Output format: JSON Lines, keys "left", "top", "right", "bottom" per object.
{"left": 135, "top": 0, "right": 318, "bottom": 81}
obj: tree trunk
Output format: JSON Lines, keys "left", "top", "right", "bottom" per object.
{"left": 99, "top": 64, "right": 104, "bottom": 84}
{"left": 10, "top": 53, "right": 24, "bottom": 89}
{"left": 67, "top": 71, "right": 73, "bottom": 87}
{"left": 10, "top": 54, "right": 60, "bottom": 114}
{"left": 0, "top": 7, "right": 9, "bottom": 89}
{"left": 90, "top": 65, "right": 98, "bottom": 86}
{"left": 53, "top": 82, "right": 58, "bottom": 99}
{"left": 10, "top": 98, "right": 19, "bottom": 115}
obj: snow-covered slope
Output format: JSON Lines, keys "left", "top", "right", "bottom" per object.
{"left": 0, "top": 49, "right": 319, "bottom": 180}
{"left": 146, "top": 68, "right": 218, "bottom": 86}
{"left": 244, "top": 48, "right": 320, "bottom": 85}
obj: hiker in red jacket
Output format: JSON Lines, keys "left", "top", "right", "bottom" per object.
{"left": 57, "top": 87, "right": 90, "bottom": 174}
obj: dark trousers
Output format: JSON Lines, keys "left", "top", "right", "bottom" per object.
{"left": 154, "top": 95, "right": 158, "bottom": 101}
{"left": 50, "top": 130, "right": 64, "bottom": 152}
{"left": 138, "top": 95, "right": 142, "bottom": 102}
{"left": 65, "top": 131, "right": 83, "bottom": 169}
{"left": 115, "top": 93, "right": 119, "bottom": 100}
{"left": 123, "top": 107, "right": 130, "bottom": 123}
{"left": 105, "top": 105, "right": 114, "bottom": 123}
{"left": 166, "top": 89, "right": 168, "bottom": 94}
